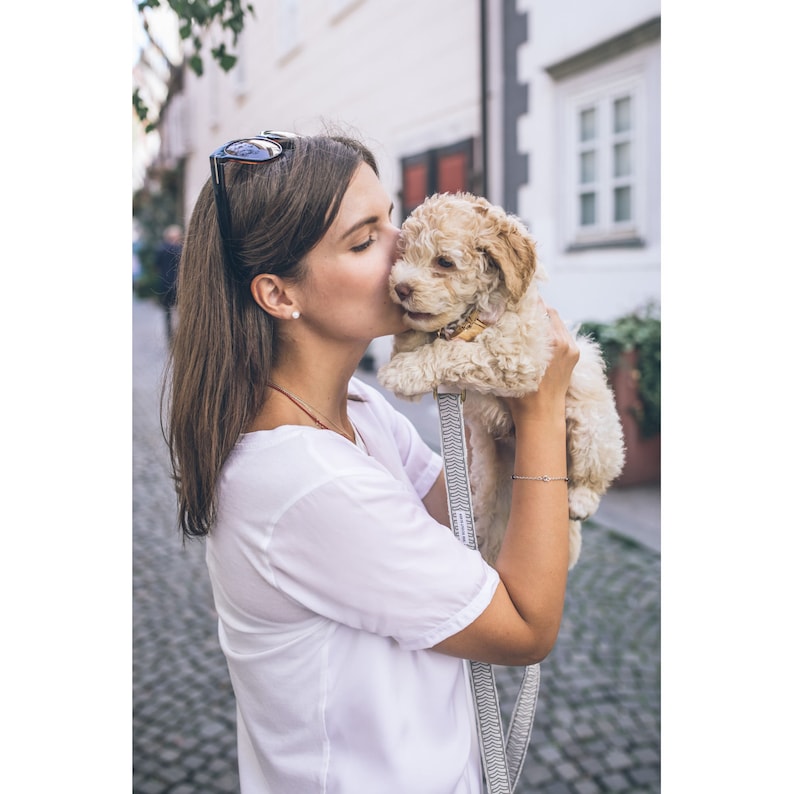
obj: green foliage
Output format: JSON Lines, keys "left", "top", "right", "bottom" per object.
{"left": 133, "top": 164, "right": 184, "bottom": 300}
{"left": 134, "top": 0, "right": 255, "bottom": 131}
{"left": 188, "top": 54, "right": 203, "bottom": 76}
{"left": 211, "top": 43, "right": 238, "bottom": 72}
{"left": 580, "top": 303, "right": 661, "bottom": 439}
{"left": 133, "top": 88, "right": 158, "bottom": 133}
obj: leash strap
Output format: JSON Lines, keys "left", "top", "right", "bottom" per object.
{"left": 435, "top": 390, "right": 540, "bottom": 793}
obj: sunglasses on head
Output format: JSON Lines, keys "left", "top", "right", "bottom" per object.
{"left": 209, "top": 130, "right": 301, "bottom": 271}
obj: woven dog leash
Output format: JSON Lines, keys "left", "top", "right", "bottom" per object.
{"left": 435, "top": 388, "right": 541, "bottom": 793}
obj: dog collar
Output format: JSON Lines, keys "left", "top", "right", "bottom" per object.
{"left": 438, "top": 309, "right": 490, "bottom": 341}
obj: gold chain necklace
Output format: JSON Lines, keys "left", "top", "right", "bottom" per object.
{"left": 267, "top": 381, "right": 355, "bottom": 443}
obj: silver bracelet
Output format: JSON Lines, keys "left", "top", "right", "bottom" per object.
{"left": 511, "top": 474, "right": 569, "bottom": 482}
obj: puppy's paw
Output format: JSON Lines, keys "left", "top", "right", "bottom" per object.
{"left": 377, "top": 361, "right": 407, "bottom": 391}
{"left": 567, "top": 486, "right": 601, "bottom": 522}
{"left": 377, "top": 361, "right": 433, "bottom": 399}
{"left": 394, "top": 391, "right": 424, "bottom": 403}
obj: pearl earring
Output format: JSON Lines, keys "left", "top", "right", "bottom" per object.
{"left": 291, "top": 310, "right": 301, "bottom": 319}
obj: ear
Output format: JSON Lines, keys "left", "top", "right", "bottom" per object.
{"left": 250, "top": 273, "right": 298, "bottom": 319}
{"left": 476, "top": 205, "right": 536, "bottom": 302}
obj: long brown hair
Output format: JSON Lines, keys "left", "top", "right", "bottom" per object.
{"left": 164, "top": 134, "right": 378, "bottom": 539}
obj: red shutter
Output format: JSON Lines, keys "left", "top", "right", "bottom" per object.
{"left": 403, "top": 161, "right": 429, "bottom": 216}
{"left": 437, "top": 152, "right": 467, "bottom": 194}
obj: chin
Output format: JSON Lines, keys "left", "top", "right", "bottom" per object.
{"left": 368, "top": 321, "right": 407, "bottom": 340}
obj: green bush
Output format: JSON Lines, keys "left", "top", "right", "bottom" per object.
{"left": 133, "top": 244, "right": 161, "bottom": 300}
{"left": 133, "top": 162, "right": 183, "bottom": 302}
{"left": 580, "top": 303, "right": 661, "bottom": 439}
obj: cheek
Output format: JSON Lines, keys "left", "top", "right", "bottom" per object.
{"left": 372, "top": 277, "right": 395, "bottom": 308}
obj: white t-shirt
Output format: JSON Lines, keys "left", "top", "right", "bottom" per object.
{"left": 206, "top": 377, "right": 500, "bottom": 793}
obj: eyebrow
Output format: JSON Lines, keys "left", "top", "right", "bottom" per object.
{"left": 341, "top": 203, "right": 394, "bottom": 240}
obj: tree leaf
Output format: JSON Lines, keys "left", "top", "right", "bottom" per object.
{"left": 188, "top": 54, "right": 203, "bottom": 76}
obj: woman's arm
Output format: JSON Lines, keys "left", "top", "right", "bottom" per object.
{"left": 422, "top": 472, "right": 450, "bottom": 528}
{"left": 432, "top": 305, "right": 578, "bottom": 666}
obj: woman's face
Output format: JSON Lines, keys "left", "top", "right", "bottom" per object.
{"left": 296, "top": 163, "right": 407, "bottom": 341}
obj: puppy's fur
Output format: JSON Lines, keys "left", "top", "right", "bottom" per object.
{"left": 378, "top": 192, "right": 625, "bottom": 568}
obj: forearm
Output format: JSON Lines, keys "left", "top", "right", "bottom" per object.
{"left": 431, "top": 303, "right": 579, "bottom": 665}
{"left": 494, "top": 409, "right": 570, "bottom": 654}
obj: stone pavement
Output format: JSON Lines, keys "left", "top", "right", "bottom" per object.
{"left": 133, "top": 297, "right": 660, "bottom": 793}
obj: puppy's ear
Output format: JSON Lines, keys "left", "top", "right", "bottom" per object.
{"left": 475, "top": 204, "right": 536, "bottom": 301}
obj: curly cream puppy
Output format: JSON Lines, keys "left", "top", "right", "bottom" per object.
{"left": 378, "top": 192, "right": 625, "bottom": 568}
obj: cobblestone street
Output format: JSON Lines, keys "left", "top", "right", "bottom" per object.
{"left": 133, "top": 296, "right": 660, "bottom": 793}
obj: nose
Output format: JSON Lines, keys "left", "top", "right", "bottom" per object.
{"left": 394, "top": 282, "right": 413, "bottom": 301}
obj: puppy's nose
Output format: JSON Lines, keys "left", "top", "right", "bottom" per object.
{"left": 394, "top": 282, "right": 413, "bottom": 301}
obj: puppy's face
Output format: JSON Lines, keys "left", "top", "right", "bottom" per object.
{"left": 390, "top": 193, "right": 536, "bottom": 333}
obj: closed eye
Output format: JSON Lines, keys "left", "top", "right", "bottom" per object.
{"left": 351, "top": 236, "right": 375, "bottom": 253}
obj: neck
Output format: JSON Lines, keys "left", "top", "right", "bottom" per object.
{"left": 267, "top": 381, "right": 355, "bottom": 442}
{"left": 252, "top": 329, "right": 369, "bottom": 435}
{"left": 267, "top": 348, "right": 362, "bottom": 432}
{"left": 275, "top": 331, "right": 367, "bottom": 387}
{"left": 438, "top": 301, "right": 509, "bottom": 341}
{"left": 439, "top": 307, "right": 488, "bottom": 341}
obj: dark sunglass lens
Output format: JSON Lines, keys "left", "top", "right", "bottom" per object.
{"left": 224, "top": 139, "right": 283, "bottom": 161}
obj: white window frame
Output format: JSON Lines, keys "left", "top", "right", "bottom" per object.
{"left": 562, "top": 71, "right": 646, "bottom": 249}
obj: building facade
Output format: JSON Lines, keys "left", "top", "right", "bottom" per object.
{"left": 159, "top": 0, "right": 660, "bottom": 354}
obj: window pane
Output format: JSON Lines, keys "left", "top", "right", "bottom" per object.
{"left": 579, "top": 150, "right": 596, "bottom": 183}
{"left": 438, "top": 152, "right": 468, "bottom": 193}
{"left": 614, "top": 142, "right": 631, "bottom": 177}
{"left": 403, "top": 162, "right": 429, "bottom": 212}
{"left": 579, "top": 108, "right": 596, "bottom": 142}
{"left": 614, "top": 96, "right": 631, "bottom": 133}
{"left": 614, "top": 186, "right": 631, "bottom": 222}
{"left": 580, "top": 192, "right": 596, "bottom": 225}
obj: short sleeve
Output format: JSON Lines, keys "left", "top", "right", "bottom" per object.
{"left": 348, "top": 377, "right": 442, "bottom": 500}
{"left": 266, "top": 464, "right": 498, "bottom": 651}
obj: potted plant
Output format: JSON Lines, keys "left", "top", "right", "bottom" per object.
{"left": 580, "top": 303, "right": 660, "bottom": 486}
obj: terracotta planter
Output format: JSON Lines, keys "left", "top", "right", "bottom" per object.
{"left": 609, "top": 350, "right": 660, "bottom": 487}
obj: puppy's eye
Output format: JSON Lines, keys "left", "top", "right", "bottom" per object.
{"left": 436, "top": 256, "right": 455, "bottom": 269}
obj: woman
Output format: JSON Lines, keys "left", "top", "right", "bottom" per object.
{"left": 166, "top": 130, "right": 578, "bottom": 792}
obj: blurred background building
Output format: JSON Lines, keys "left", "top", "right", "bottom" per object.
{"left": 136, "top": 0, "right": 660, "bottom": 368}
